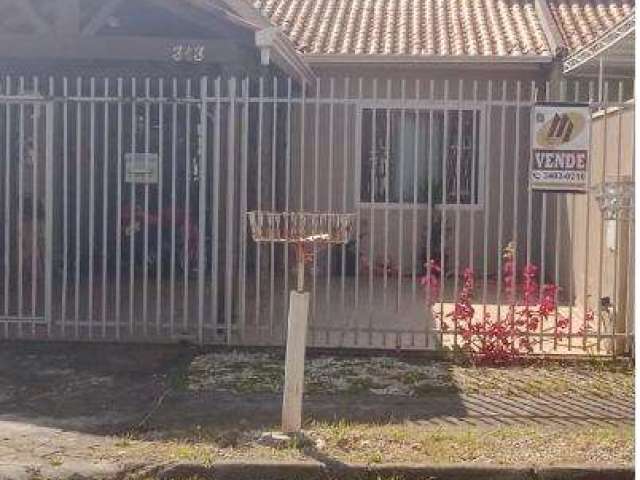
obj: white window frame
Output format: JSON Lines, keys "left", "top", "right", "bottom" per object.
{"left": 355, "top": 101, "right": 487, "bottom": 211}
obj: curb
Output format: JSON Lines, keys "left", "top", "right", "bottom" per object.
{"left": 122, "top": 462, "right": 634, "bottom": 480}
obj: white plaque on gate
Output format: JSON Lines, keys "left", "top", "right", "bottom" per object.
{"left": 125, "top": 153, "right": 159, "bottom": 184}
{"left": 530, "top": 102, "right": 591, "bottom": 193}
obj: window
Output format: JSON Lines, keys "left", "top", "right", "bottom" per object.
{"left": 360, "top": 108, "right": 482, "bottom": 206}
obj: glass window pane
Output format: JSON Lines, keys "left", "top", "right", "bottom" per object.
{"left": 360, "top": 108, "right": 480, "bottom": 205}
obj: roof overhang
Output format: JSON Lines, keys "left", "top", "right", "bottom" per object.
{"left": 255, "top": 27, "right": 315, "bottom": 83}
{"left": 217, "top": 0, "right": 316, "bottom": 83}
{"left": 563, "top": 11, "right": 635, "bottom": 75}
{"left": 304, "top": 54, "right": 554, "bottom": 66}
{"left": 189, "top": 0, "right": 315, "bottom": 83}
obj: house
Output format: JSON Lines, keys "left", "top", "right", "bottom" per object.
{"left": 0, "top": 0, "right": 634, "bottom": 355}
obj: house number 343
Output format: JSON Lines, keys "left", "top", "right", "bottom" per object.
{"left": 171, "top": 44, "right": 205, "bottom": 63}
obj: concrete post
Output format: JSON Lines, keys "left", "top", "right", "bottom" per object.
{"left": 281, "top": 290, "right": 309, "bottom": 433}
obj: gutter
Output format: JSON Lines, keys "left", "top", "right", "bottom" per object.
{"left": 303, "top": 54, "right": 554, "bottom": 65}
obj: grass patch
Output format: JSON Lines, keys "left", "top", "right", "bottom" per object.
{"left": 108, "top": 422, "right": 632, "bottom": 468}
{"left": 186, "top": 352, "right": 633, "bottom": 399}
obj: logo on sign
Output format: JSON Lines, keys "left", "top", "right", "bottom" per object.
{"left": 536, "top": 112, "right": 586, "bottom": 147}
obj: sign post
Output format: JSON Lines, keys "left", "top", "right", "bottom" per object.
{"left": 247, "top": 212, "right": 355, "bottom": 434}
{"left": 530, "top": 103, "right": 591, "bottom": 193}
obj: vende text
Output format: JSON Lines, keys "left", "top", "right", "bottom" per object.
{"left": 533, "top": 150, "right": 587, "bottom": 171}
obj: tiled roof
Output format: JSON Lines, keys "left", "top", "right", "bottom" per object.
{"left": 547, "top": 0, "right": 634, "bottom": 51}
{"left": 252, "top": 0, "right": 553, "bottom": 57}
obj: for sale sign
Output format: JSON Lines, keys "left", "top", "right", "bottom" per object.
{"left": 530, "top": 102, "right": 591, "bottom": 192}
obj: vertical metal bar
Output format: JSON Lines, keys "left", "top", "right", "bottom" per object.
{"left": 225, "top": 78, "right": 236, "bottom": 344}
{"left": 31, "top": 77, "right": 39, "bottom": 328}
{"left": 101, "top": 78, "right": 109, "bottom": 338}
{"left": 74, "top": 76, "right": 81, "bottom": 338}
{"left": 496, "top": 81, "right": 507, "bottom": 317}
{"left": 626, "top": 93, "right": 635, "bottom": 352}
{"left": 115, "top": 78, "right": 123, "bottom": 340}
{"left": 296, "top": 79, "right": 306, "bottom": 342}
{"left": 269, "top": 77, "right": 277, "bottom": 339}
{"left": 142, "top": 78, "right": 150, "bottom": 337}
{"left": 128, "top": 77, "right": 137, "bottom": 337}
{"left": 284, "top": 78, "right": 292, "bottom": 336}
{"left": 568, "top": 187, "right": 575, "bottom": 351}
{"left": 354, "top": 78, "right": 363, "bottom": 313}
{"left": 383, "top": 80, "right": 391, "bottom": 312}
{"left": 299, "top": 80, "right": 306, "bottom": 211}
{"left": 88, "top": 77, "right": 96, "bottom": 338}
{"left": 509, "top": 80, "right": 521, "bottom": 350}
{"left": 567, "top": 80, "right": 580, "bottom": 351}
{"left": 326, "top": 78, "right": 335, "bottom": 339}
{"left": 3, "top": 76, "right": 10, "bottom": 328}
{"left": 60, "top": 77, "right": 68, "bottom": 336}
{"left": 553, "top": 81, "right": 567, "bottom": 351}
{"left": 368, "top": 78, "right": 377, "bottom": 345}
{"left": 538, "top": 81, "right": 551, "bottom": 351}
{"left": 197, "top": 76, "right": 208, "bottom": 345}
{"left": 411, "top": 79, "right": 420, "bottom": 302}
{"left": 17, "top": 76, "right": 25, "bottom": 331}
{"left": 312, "top": 78, "right": 320, "bottom": 342}
{"left": 155, "top": 78, "right": 164, "bottom": 336}
{"left": 47, "top": 75, "right": 55, "bottom": 331}
{"left": 341, "top": 77, "right": 350, "bottom": 344}
{"left": 255, "top": 77, "right": 264, "bottom": 331}
{"left": 511, "top": 81, "right": 522, "bottom": 302}
{"left": 397, "top": 79, "right": 406, "bottom": 315}
{"left": 453, "top": 80, "right": 464, "bottom": 304}
{"left": 582, "top": 81, "right": 595, "bottom": 348}
{"left": 426, "top": 79, "right": 435, "bottom": 348}
{"left": 44, "top": 87, "right": 54, "bottom": 337}
{"left": 183, "top": 78, "right": 192, "bottom": 333}
{"left": 170, "top": 78, "right": 178, "bottom": 338}
{"left": 211, "top": 77, "right": 221, "bottom": 337}
{"left": 440, "top": 80, "right": 450, "bottom": 344}
{"left": 596, "top": 82, "right": 609, "bottom": 353}
{"left": 468, "top": 81, "right": 479, "bottom": 269}
{"left": 526, "top": 81, "right": 536, "bottom": 267}
{"left": 610, "top": 81, "right": 624, "bottom": 355}
{"left": 238, "top": 77, "right": 249, "bottom": 343}
{"left": 481, "top": 81, "right": 493, "bottom": 320}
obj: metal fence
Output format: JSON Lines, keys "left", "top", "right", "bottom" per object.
{"left": 0, "top": 74, "right": 634, "bottom": 356}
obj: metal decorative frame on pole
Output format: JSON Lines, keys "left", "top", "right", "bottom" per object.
{"left": 247, "top": 211, "right": 355, "bottom": 432}
{"left": 593, "top": 177, "right": 635, "bottom": 356}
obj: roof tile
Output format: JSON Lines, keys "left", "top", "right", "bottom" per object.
{"left": 548, "top": 0, "right": 635, "bottom": 52}
{"left": 253, "top": 0, "right": 554, "bottom": 56}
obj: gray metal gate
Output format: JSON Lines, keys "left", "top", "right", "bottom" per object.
{"left": 0, "top": 74, "right": 633, "bottom": 356}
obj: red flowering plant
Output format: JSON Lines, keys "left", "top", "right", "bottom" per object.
{"left": 121, "top": 203, "right": 199, "bottom": 272}
{"left": 425, "top": 258, "right": 573, "bottom": 365}
{"left": 420, "top": 259, "right": 441, "bottom": 306}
